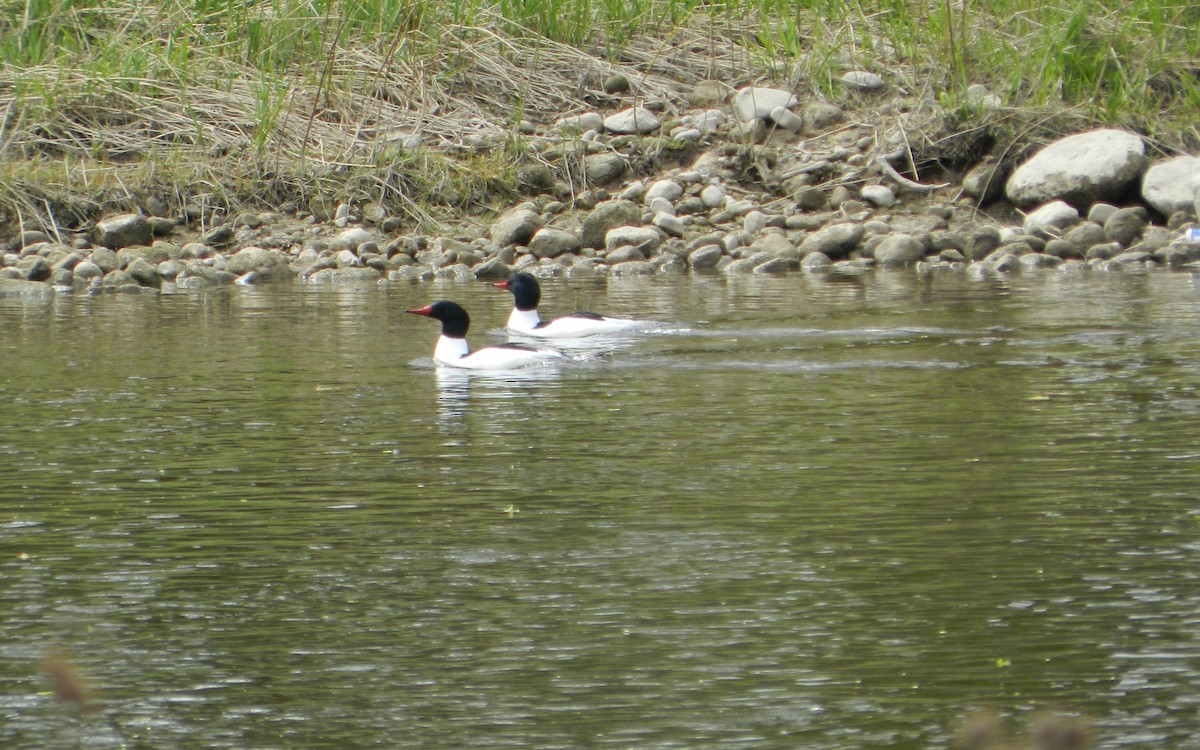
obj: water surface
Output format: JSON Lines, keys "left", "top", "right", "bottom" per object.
{"left": 3, "top": 271, "right": 1200, "bottom": 749}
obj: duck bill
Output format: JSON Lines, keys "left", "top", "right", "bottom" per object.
{"left": 492, "top": 280, "right": 510, "bottom": 289}
{"left": 406, "top": 305, "right": 435, "bottom": 316}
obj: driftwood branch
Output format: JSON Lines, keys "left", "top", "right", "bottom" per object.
{"left": 874, "top": 155, "right": 950, "bottom": 193}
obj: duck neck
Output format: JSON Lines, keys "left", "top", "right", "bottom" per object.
{"left": 434, "top": 335, "right": 470, "bottom": 363}
{"left": 507, "top": 307, "right": 542, "bottom": 332}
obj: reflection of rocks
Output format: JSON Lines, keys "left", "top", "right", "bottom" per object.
{"left": 305, "top": 267, "right": 382, "bottom": 284}
{"left": 957, "top": 710, "right": 1092, "bottom": 750}
{"left": 0, "top": 277, "right": 56, "bottom": 297}
{"left": 7, "top": 92, "right": 1200, "bottom": 294}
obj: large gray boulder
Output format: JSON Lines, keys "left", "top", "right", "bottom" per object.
{"left": 1022, "top": 200, "right": 1079, "bottom": 237}
{"left": 1140, "top": 155, "right": 1200, "bottom": 216}
{"left": 471, "top": 258, "right": 511, "bottom": 279}
{"left": 687, "top": 244, "right": 723, "bottom": 270}
{"left": 490, "top": 207, "right": 542, "bottom": 248}
{"left": 528, "top": 227, "right": 581, "bottom": 259}
{"left": 72, "top": 261, "right": 104, "bottom": 285}
{"left": 124, "top": 257, "right": 160, "bottom": 287}
{"left": 94, "top": 213, "right": 152, "bottom": 249}
{"left": 580, "top": 200, "right": 641, "bottom": 249}
{"left": 604, "top": 226, "right": 662, "bottom": 255}
{"left": 797, "top": 223, "right": 864, "bottom": 259}
{"left": 17, "top": 257, "right": 51, "bottom": 281}
{"left": 1103, "top": 207, "right": 1148, "bottom": 247}
{"left": 226, "top": 246, "right": 289, "bottom": 275}
{"left": 584, "top": 153, "right": 626, "bottom": 185}
{"left": 330, "top": 227, "right": 376, "bottom": 252}
{"left": 874, "top": 234, "right": 926, "bottom": 266}
{"left": 747, "top": 232, "right": 797, "bottom": 259}
{"left": 1005, "top": 128, "right": 1147, "bottom": 207}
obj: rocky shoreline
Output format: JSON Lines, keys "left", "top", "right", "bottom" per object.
{"left": 4, "top": 82, "right": 1200, "bottom": 298}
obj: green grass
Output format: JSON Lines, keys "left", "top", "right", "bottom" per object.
{"left": 1, "top": 0, "right": 1198, "bottom": 232}
{"left": 4, "top": 0, "right": 1197, "bottom": 113}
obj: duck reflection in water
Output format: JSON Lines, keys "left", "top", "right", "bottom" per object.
{"left": 433, "top": 365, "right": 563, "bottom": 430}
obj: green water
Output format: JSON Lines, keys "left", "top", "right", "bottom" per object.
{"left": 2, "top": 271, "right": 1199, "bottom": 749}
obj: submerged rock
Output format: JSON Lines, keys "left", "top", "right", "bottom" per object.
{"left": 0, "top": 276, "right": 54, "bottom": 297}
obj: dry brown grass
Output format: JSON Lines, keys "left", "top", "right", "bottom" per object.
{"left": 0, "top": 15, "right": 763, "bottom": 236}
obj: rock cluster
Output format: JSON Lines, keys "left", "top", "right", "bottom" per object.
{"left": 5, "top": 86, "right": 1200, "bottom": 297}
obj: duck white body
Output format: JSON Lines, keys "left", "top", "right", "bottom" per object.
{"left": 495, "top": 273, "right": 646, "bottom": 338}
{"left": 408, "top": 301, "right": 563, "bottom": 370}
{"left": 504, "top": 307, "right": 640, "bottom": 337}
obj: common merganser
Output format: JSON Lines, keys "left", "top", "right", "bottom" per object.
{"left": 493, "top": 272, "right": 646, "bottom": 337}
{"left": 406, "top": 301, "right": 564, "bottom": 370}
